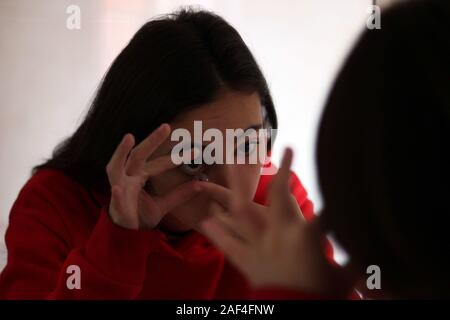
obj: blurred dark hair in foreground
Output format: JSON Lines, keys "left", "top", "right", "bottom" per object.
{"left": 318, "top": 0, "right": 450, "bottom": 298}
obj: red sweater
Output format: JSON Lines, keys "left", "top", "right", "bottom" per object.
{"left": 0, "top": 168, "right": 326, "bottom": 299}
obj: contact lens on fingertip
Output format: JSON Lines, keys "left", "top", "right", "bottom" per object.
{"left": 192, "top": 173, "right": 209, "bottom": 182}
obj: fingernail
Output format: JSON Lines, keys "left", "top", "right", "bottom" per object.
{"left": 159, "top": 123, "right": 170, "bottom": 131}
{"left": 122, "top": 133, "right": 131, "bottom": 144}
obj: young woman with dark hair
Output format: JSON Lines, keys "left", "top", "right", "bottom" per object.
{"left": 0, "top": 9, "right": 318, "bottom": 299}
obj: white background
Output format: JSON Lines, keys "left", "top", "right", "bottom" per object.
{"left": 0, "top": 0, "right": 377, "bottom": 270}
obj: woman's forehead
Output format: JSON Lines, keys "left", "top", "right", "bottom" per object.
{"left": 150, "top": 93, "right": 263, "bottom": 158}
{"left": 171, "top": 90, "right": 263, "bottom": 131}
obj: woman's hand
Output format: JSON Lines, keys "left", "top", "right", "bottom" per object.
{"left": 106, "top": 123, "right": 200, "bottom": 230}
{"left": 199, "top": 149, "right": 349, "bottom": 297}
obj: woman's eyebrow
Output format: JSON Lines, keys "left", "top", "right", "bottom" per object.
{"left": 244, "top": 123, "right": 263, "bottom": 132}
{"left": 234, "top": 124, "right": 263, "bottom": 139}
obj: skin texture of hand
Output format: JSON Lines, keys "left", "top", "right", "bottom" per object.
{"left": 199, "top": 148, "right": 352, "bottom": 297}
{"left": 106, "top": 123, "right": 201, "bottom": 230}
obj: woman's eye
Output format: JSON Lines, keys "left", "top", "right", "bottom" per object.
{"left": 237, "top": 140, "right": 258, "bottom": 156}
{"left": 180, "top": 163, "right": 204, "bottom": 175}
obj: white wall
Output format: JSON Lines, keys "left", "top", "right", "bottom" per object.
{"left": 0, "top": 0, "right": 372, "bottom": 270}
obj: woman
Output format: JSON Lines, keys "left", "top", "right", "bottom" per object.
{"left": 201, "top": 0, "right": 450, "bottom": 299}
{"left": 0, "top": 9, "right": 318, "bottom": 299}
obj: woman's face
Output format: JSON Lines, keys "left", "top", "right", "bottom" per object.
{"left": 148, "top": 90, "right": 265, "bottom": 232}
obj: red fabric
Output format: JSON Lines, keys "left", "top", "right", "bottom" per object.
{"left": 251, "top": 287, "right": 327, "bottom": 300}
{"left": 0, "top": 167, "right": 326, "bottom": 299}
{"left": 251, "top": 287, "right": 361, "bottom": 300}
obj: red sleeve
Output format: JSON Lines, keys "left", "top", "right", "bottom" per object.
{"left": 0, "top": 174, "right": 162, "bottom": 299}
{"left": 251, "top": 287, "right": 361, "bottom": 300}
{"left": 250, "top": 287, "right": 327, "bottom": 300}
